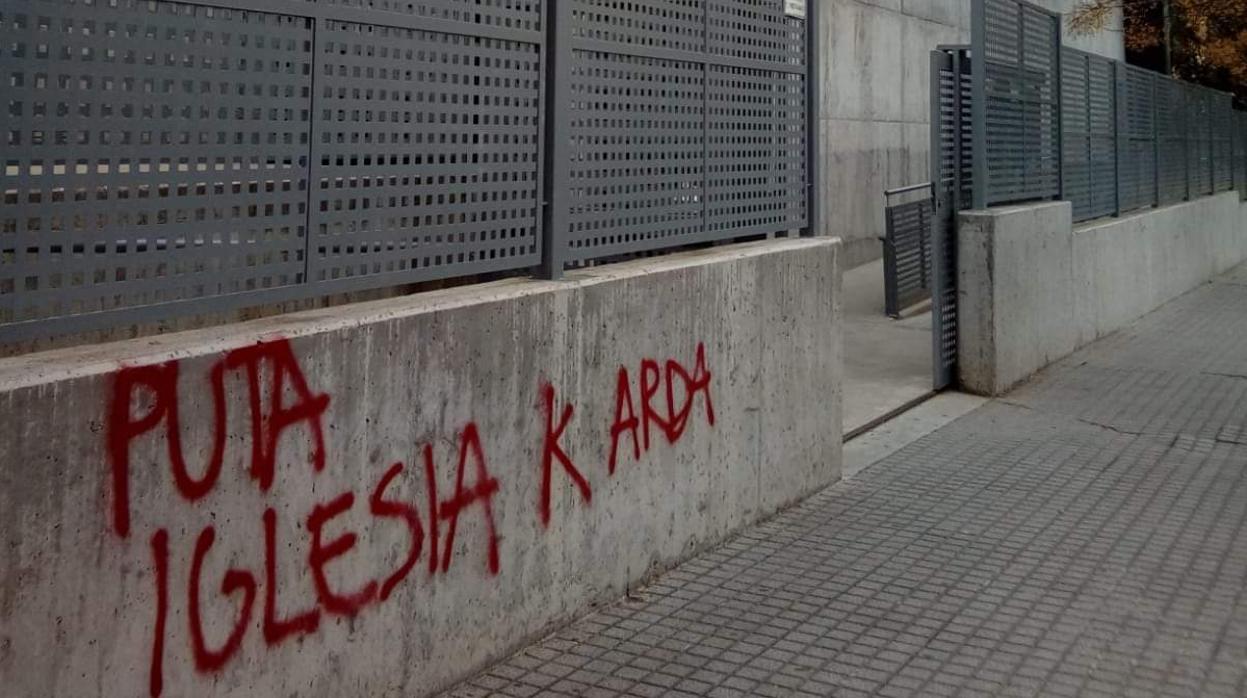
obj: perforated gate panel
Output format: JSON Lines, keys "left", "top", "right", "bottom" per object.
{"left": 882, "top": 197, "right": 932, "bottom": 319}
{"left": 562, "top": 0, "right": 807, "bottom": 264}
{"left": 1061, "top": 48, "right": 1117, "bottom": 222}
{"left": 973, "top": 0, "right": 1060, "bottom": 208}
{"left": 1, "top": 0, "right": 314, "bottom": 325}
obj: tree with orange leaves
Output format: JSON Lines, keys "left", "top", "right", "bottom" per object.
{"left": 1070, "top": 0, "right": 1247, "bottom": 106}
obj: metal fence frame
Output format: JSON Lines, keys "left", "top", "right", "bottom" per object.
{"left": 1, "top": 0, "right": 819, "bottom": 341}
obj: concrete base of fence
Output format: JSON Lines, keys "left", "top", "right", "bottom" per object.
{"left": 957, "top": 192, "right": 1247, "bottom": 395}
{"left": 0, "top": 237, "right": 842, "bottom": 698}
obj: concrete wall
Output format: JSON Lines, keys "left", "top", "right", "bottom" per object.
{"left": 956, "top": 193, "right": 1247, "bottom": 395}
{"left": 0, "top": 239, "right": 843, "bottom": 697}
{"left": 816, "top": 0, "right": 1124, "bottom": 269}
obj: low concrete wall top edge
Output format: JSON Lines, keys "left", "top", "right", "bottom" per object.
{"left": 960, "top": 200, "right": 1072, "bottom": 220}
{"left": 0, "top": 238, "right": 840, "bottom": 391}
{"left": 1073, "top": 191, "right": 1242, "bottom": 233}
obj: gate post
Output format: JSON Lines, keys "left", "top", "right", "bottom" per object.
{"left": 540, "top": 0, "right": 572, "bottom": 280}
{"left": 806, "top": 0, "right": 821, "bottom": 237}
{"left": 970, "top": 0, "right": 987, "bottom": 209}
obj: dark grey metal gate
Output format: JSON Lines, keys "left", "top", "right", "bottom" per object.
{"left": 882, "top": 184, "right": 933, "bottom": 319}
{"left": 931, "top": 46, "right": 972, "bottom": 390}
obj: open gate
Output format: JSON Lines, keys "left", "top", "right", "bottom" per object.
{"left": 930, "top": 46, "right": 973, "bottom": 390}
{"left": 881, "top": 184, "right": 934, "bottom": 319}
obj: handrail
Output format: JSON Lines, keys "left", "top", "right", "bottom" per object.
{"left": 884, "top": 182, "right": 934, "bottom": 198}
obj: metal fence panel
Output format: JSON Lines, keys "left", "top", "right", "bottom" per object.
{"left": 1156, "top": 78, "right": 1189, "bottom": 206}
{"left": 1061, "top": 48, "right": 1117, "bottom": 222}
{"left": 1, "top": 1, "right": 314, "bottom": 326}
{"left": 1212, "top": 92, "right": 1235, "bottom": 193}
{"left": 562, "top": 0, "right": 808, "bottom": 265}
{"left": 1187, "top": 85, "right": 1214, "bottom": 197}
{"left": 308, "top": 22, "right": 543, "bottom": 285}
{"left": 974, "top": 0, "right": 1061, "bottom": 208}
{"left": 1117, "top": 65, "right": 1158, "bottom": 213}
{"left": 2, "top": 0, "right": 813, "bottom": 339}
{"left": 1, "top": 0, "right": 546, "bottom": 335}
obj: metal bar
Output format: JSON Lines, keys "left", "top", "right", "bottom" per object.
{"left": 953, "top": 49, "right": 966, "bottom": 215}
{"left": 885, "top": 183, "right": 934, "bottom": 197}
{"left": 569, "top": 37, "right": 807, "bottom": 76}
{"left": 0, "top": 252, "right": 537, "bottom": 344}
{"left": 184, "top": 0, "right": 545, "bottom": 45}
{"left": 1113, "top": 60, "right": 1122, "bottom": 216}
{"left": 1184, "top": 86, "right": 1191, "bottom": 201}
{"left": 702, "top": 0, "right": 710, "bottom": 238}
{"left": 303, "top": 17, "right": 321, "bottom": 286}
{"left": 971, "top": 0, "right": 987, "bottom": 209}
{"left": 1152, "top": 72, "right": 1160, "bottom": 208}
{"left": 1054, "top": 6, "right": 1065, "bottom": 203}
{"left": 540, "top": 0, "right": 572, "bottom": 280}
{"left": 929, "top": 49, "right": 947, "bottom": 386}
{"left": 806, "top": 0, "right": 821, "bottom": 237}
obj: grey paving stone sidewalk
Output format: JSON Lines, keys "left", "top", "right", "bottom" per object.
{"left": 443, "top": 267, "right": 1247, "bottom": 698}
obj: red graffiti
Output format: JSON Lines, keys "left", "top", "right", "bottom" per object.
{"left": 308, "top": 492, "right": 378, "bottom": 617}
{"left": 608, "top": 367, "right": 641, "bottom": 475}
{"left": 608, "top": 343, "right": 716, "bottom": 472}
{"left": 107, "top": 338, "right": 328, "bottom": 538}
{"left": 224, "top": 340, "right": 330, "bottom": 492}
{"left": 188, "top": 526, "right": 256, "bottom": 673}
{"left": 262, "top": 508, "right": 320, "bottom": 645}
{"left": 437, "top": 423, "right": 502, "bottom": 576}
{"left": 104, "top": 336, "right": 715, "bottom": 695}
{"left": 539, "top": 382, "right": 591, "bottom": 526}
{"left": 107, "top": 360, "right": 226, "bottom": 538}
{"left": 423, "top": 445, "right": 441, "bottom": 576}
{"left": 369, "top": 462, "right": 425, "bottom": 601}
{"left": 149, "top": 529, "right": 168, "bottom": 698}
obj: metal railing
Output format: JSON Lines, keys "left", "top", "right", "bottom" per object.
{"left": 971, "top": 0, "right": 1247, "bottom": 222}
{"left": 0, "top": 0, "right": 819, "bottom": 341}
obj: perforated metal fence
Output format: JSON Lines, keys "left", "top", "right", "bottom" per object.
{"left": 971, "top": 0, "right": 1061, "bottom": 209}
{"left": 1, "top": 0, "right": 815, "bottom": 340}
{"left": 553, "top": 0, "right": 809, "bottom": 266}
{"left": 1061, "top": 47, "right": 1117, "bottom": 222}
{"left": 970, "top": 0, "right": 1247, "bottom": 223}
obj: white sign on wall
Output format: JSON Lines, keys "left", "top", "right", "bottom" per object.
{"left": 783, "top": 0, "right": 806, "bottom": 19}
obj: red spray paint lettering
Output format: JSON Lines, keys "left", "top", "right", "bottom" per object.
{"left": 609, "top": 342, "right": 715, "bottom": 472}
{"left": 103, "top": 336, "right": 716, "bottom": 695}
{"left": 539, "top": 382, "right": 591, "bottom": 526}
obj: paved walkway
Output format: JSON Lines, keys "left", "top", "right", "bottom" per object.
{"left": 841, "top": 258, "right": 934, "bottom": 436}
{"left": 444, "top": 266, "right": 1247, "bottom": 698}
